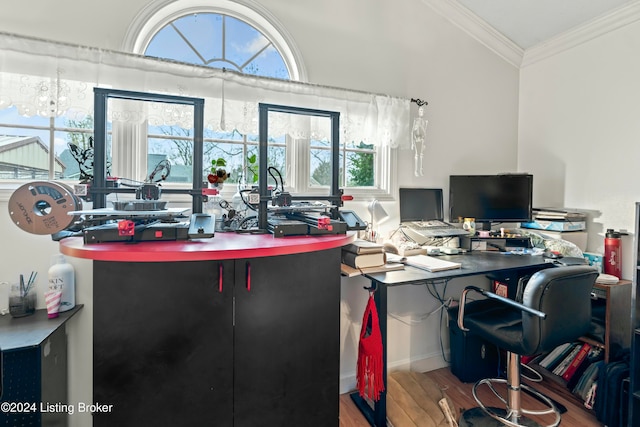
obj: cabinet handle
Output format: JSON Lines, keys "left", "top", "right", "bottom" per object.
{"left": 246, "top": 261, "right": 251, "bottom": 292}
{"left": 218, "top": 263, "right": 223, "bottom": 293}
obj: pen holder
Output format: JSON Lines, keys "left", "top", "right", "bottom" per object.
{"left": 9, "top": 284, "right": 37, "bottom": 318}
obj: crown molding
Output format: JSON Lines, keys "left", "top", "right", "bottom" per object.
{"left": 522, "top": 1, "right": 640, "bottom": 67}
{"left": 420, "top": 0, "right": 524, "bottom": 68}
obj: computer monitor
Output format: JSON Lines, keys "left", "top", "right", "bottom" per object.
{"left": 399, "top": 188, "right": 444, "bottom": 222}
{"left": 448, "top": 174, "right": 533, "bottom": 229}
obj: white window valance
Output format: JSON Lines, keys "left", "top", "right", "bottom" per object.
{"left": 0, "top": 32, "right": 409, "bottom": 148}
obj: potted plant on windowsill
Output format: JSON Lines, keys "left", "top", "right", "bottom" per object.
{"left": 207, "top": 157, "right": 230, "bottom": 189}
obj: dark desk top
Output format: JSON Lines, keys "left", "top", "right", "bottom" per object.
{"left": 366, "top": 252, "right": 553, "bottom": 286}
{"left": 0, "top": 305, "right": 83, "bottom": 351}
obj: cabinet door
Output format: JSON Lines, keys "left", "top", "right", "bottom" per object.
{"left": 233, "top": 249, "right": 341, "bottom": 427}
{"left": 93, "top": 260, "right": 234, "bottom": 427}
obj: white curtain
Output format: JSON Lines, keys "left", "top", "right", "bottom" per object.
{"left": 0, "top": 32, "right": 410, "bottom": 148}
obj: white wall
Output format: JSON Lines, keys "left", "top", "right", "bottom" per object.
{"left": 0, "top": 0, "right": 521, "bottom": 422}
{"left": 518, "top": 20, "right": 640, "bottom": 280}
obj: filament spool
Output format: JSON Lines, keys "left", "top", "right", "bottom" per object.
{"left": 8, "top": 181, "right": 82, "bottom": 235}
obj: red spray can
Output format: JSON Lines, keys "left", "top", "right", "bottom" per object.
{"left": 604, "top": 229, "right": 622, "bottom": 278}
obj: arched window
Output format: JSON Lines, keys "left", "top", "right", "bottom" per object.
{"left": 146, "top": 13, "right": 290, "bottom": 79}
{"left": 124, "top": 0, "right": 305, "bottom": 81}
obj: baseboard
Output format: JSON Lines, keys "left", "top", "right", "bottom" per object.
{"left": 340, "top": 350, "right": 450, "bottom": 394}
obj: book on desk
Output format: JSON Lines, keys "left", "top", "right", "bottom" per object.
{"left": 342, "top": 251, "right": 386, "bottom": 268}
{"left": 342, "top": 240, "right": 386, "bottom": 268}
{"left": 340, "top": 239, "right": 405, "bottom": 276}
{"left": 343, "top": 240, "right": 384, "bottom": 255}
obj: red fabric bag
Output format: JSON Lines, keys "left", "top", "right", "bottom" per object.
{"left": 357, "top": 294, "right": 385, "bottom": 401}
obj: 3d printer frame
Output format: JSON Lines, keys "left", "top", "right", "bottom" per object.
{"left": 257, "top": 103, "right": 343, "bottom": 231}
{"left": 91, "top": 87, "right": 205, "bottom": 213}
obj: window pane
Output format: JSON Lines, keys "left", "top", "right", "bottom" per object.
{"left": 59, "top": 129, "right": 94, "bottom": 180}
{"left": 310, "top": 146, "right": 332, "bottom": 187}
{"left": 225, "top": 17, "right": 269, "bottom": 68}
{"left": 244, "top": 46, "right": 289, "bottom": 79}
{"left": 148, "top": 133, "right": 194, "bottom": 184}
{"left": 146, "top": 26, "right": 205, "bottom": 65}
{"left": 0, "top": 131, "right": 52, "bottom": 180}
{"left": 267, "top": 144, "right": 286, "bottom": 189}
{"left": 203, "top": 141, "right": 244, "bottom": 184}
{"left": 61, "top": 116, "right": 95, "bottom": 180}
{"left": 0, "top": 108, "right": 56, "bottom": 180}
{"left": 173, "top": 14, "right": 223, "bottom": 62}
{"left": 346, "top": 143, "right": 375, "bottom": 187}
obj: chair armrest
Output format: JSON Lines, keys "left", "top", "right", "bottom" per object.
{"left": 457, "top": 286, "right": 547, "bottom": 332}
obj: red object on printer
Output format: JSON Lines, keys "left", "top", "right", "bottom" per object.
{"left": 118, "top": 220, "right": 136, "bottom": 236}
{"left": 604, "top": 229, "right": 622, "bottom": 278}
{"left": 317, "top": 216, "right": 333, "bottom": 231}
{"left": 357, "top": 294, "right": 385, "bottom": 401}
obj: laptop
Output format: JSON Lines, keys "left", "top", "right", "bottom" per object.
{"left": 399, "top": 188, "right": 468, "bottom": 241}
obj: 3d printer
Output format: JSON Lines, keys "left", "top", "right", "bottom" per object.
{"left": 8, "top": 89, "right": 366, "bottom": 242}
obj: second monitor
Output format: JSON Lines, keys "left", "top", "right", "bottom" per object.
{"left": 448, "top": 174, "right": 533, "bottom": 230}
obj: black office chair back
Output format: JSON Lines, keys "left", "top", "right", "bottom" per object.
{"left": 521, "top": 265, "right": 598, "bottom": 355}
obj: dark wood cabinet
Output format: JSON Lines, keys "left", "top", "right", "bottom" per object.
{"left": 93, "top": 260, "right": 234, "bottom": 426}
{"left": 233, "top": 251, "right": 340, "bottom": 427}
{"left": 93, "top": 249, "right": 340, "bottom": 427}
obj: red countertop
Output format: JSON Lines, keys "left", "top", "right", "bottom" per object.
{"left": 59, "top": 232, "right": 355, "bottom": 262}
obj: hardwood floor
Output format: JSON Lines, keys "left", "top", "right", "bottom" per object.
{"left": 339, "top": 367, "right": 602, "bottom": 427}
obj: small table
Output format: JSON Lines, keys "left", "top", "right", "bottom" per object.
{"left": 0, "top": 305, "right": 82, "bottom": 427}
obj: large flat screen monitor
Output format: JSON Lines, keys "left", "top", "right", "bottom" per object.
{"left": 449, "top": 174, "right": 533, "bottom": 226}
{"left": 399, "top": 188, "right": 444, "bottom": 222}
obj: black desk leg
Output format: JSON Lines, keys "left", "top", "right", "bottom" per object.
{"left": 350, "top": 280, "right": 388, "bottom": 426}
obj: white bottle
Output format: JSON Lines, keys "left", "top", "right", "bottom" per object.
{"left": 48, "top": 254, "right": 75, "bottom": 312}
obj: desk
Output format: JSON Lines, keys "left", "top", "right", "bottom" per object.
{"left": 350, "top": 252, "right": 553, "bottom": 426}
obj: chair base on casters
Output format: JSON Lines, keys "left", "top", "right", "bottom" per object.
{"left": 459, "top": 377, "right": 561, "bottom": 427}
{"left": 459, "top": 407, "right": 542, "bottom": 427}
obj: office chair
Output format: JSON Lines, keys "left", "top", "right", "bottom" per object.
{"left": 456, "top": 265, "right": 598, "bottom": 427}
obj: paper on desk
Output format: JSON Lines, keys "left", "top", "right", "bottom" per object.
{"left": 385, "top": 253, "right": 406, "bottom": 264}
{"left": 405, "top": 255, "right": 461, "bottom": 272}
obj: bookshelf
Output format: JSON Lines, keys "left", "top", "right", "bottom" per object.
{"left": 591, "top": 280, "right": 631, "bottom": 363}
{"left": 528, "top": 279, "right": 631, "bottom": 410}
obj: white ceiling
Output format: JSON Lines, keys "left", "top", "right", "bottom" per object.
{"left": 455, "top": 0, "right": 635, "bottom": 49}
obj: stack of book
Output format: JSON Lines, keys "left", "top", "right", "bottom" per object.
{"left": 341, "top": 240, "right": 404, "bottom": 277}
{"left": 533, "top": 340, "right": 604, "bottom": 402}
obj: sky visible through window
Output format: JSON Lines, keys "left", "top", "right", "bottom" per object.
{"left": 145, "top": 13, "right": 290, "bottom": 79}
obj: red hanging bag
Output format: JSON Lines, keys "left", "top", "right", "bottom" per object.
{"left": 357, "top": 293, "right": 385, "bottom": 401}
